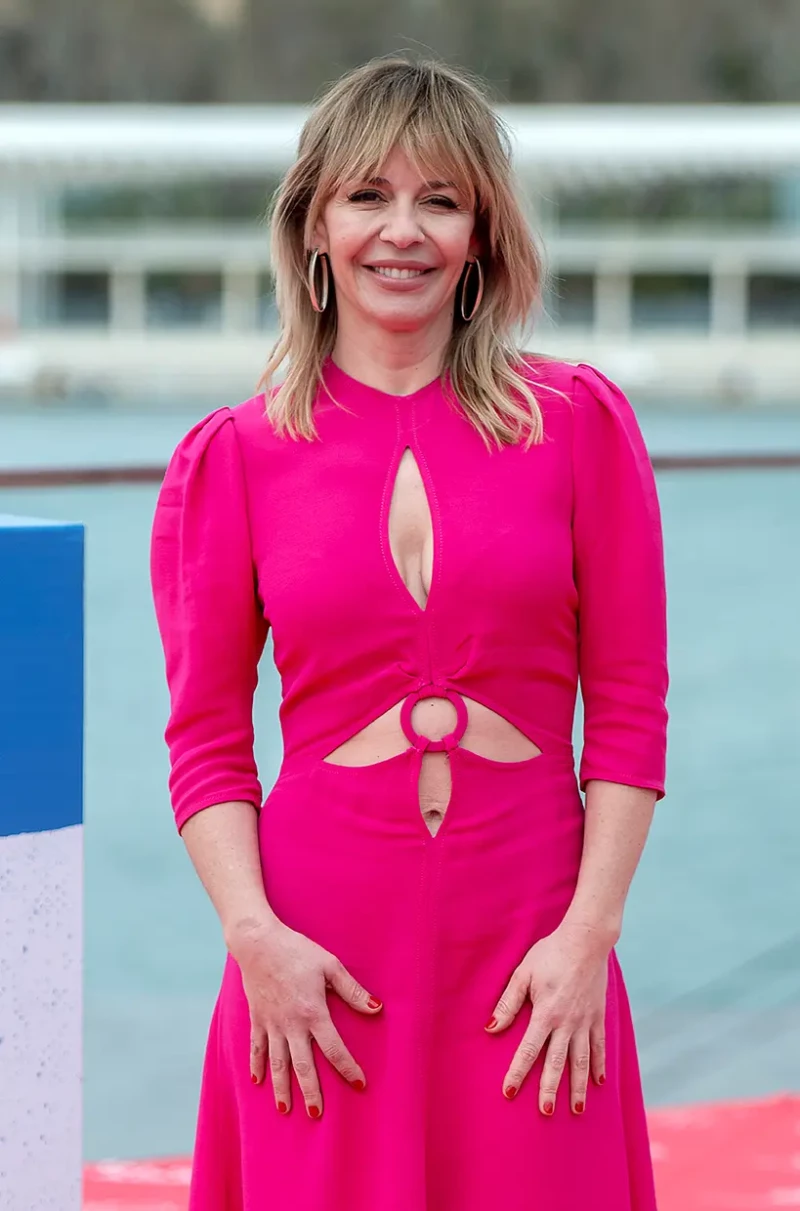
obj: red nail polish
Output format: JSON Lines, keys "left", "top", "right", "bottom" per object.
{"left": 277, "top": 1101, "right": 288, "bottom": 1114}
{"left": 351, "top": 1078, "right": 365, "bottom": 1091}
{"left": 367, "top": 996, "right": 382, "bottom": 1010}
{"left": 504, "top": 1085, "right": 517, "bottom": 1099}
{"left": 485, "top": 1015, "right": 497, "bottom": 1030}
{"left": 543, "top": 1101, "right": 554, "bottom": 1115}
{"left": 308, "top": 1105, "right": 321, "bottom": 1119}
{"left": 251, "top": 1074, "right": 258, "bottom": 1084}
{"left": 598, "top": 1074, "right": 606, "bottom": 1085}
{"left": 574, "top": 1101, "right": 585, "bottom": 1114}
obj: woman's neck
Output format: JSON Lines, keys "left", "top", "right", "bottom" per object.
{"left": 331, "top": 315, "right": 451, "bottom": 397}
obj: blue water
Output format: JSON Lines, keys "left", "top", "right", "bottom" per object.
{"left": 1, "top": 403, "right": 799, "bottom": 1161}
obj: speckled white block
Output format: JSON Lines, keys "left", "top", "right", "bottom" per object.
{"left": 0, "top": 824, "right": 83, "bottom": 1211}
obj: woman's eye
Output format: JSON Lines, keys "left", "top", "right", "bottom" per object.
{"left": 346, "top": 191, "right": 459, "bottom": 209}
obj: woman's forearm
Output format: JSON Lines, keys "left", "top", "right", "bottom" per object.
{"left": 561, "top": 780, "right": 657, "bottom": 947}
{"left": 180, "top": 800, "right": 282, "bottom": 948}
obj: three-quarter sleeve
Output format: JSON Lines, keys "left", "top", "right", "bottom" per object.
{"left": 150, "top": 408, "right": 268, "bottom": 833}
{"left": 571, "top": 364, "right": 669, "bottom": 800}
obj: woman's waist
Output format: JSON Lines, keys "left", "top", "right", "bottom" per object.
{"left": 276, "top": 682, "right": 574, "bottom": 779}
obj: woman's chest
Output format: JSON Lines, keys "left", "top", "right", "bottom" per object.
{"left": 248, "top": 419, "right": 575, "bottom": 635}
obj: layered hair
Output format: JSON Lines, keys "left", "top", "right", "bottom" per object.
{"left": 261, "top": 54, "right": 550, "bottom": 449}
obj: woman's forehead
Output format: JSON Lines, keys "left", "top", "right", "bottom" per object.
{"left": 333, "top": 142, "right": 476, "bottom": 196}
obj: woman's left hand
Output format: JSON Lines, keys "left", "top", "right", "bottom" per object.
{"left": 485, "top": 922, "right": 611, "bottom": 1116}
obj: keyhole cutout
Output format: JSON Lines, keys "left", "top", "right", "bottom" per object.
{"left": 387, "top": 447, "right": 434, "bottom": 612}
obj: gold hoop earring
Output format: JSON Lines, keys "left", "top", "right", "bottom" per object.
{"left": 460, "top": 258, "right": 484, "bottom": 322}
{"left": 308, "top": 248, "right": 330, "bottom": 313}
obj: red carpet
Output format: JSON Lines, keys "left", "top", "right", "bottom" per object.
{"left": 83, "top": 1093, "right": 800, "bottom": 1210}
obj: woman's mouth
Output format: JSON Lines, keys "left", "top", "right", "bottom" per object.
{"left": 366, "top": 266, "right": 433, "bottom": 280}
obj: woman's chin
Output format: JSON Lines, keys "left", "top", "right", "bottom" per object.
{"left": 356, "top": 301, "right": 449, "bottom": 334}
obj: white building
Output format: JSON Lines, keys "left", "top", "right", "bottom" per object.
{"left": 0, "top": 104, "right": 799, "bottom": 403}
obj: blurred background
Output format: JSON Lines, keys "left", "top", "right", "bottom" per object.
{"left": 1, "top": 0, "right": 799, "bottom": 1199}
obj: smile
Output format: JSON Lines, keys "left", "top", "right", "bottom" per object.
{"left": 367, "top": 266, "right": 432, "bottom": 279}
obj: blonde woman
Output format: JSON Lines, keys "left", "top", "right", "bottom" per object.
{"left": 151, "top": 54, "right": 668, "bottom": 1211}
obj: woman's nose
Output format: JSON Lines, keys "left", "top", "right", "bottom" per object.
{"left": 379, "top": 203, "right": 424, "bottom": 248}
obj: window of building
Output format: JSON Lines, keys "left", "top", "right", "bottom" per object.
{"left": 61, "top": 179, "right": 276, "bottom": 228}
{"left": 39, "top": 272, "right": 110, "bottom": 327}
{"left": 748, "top": 274, "right": 800, "bottom": 328}
{"left": 556, "top": 178, "right": 776, "bottom": 226}
{"left": 547, "top": 273, "right": 595, "bottom": 327}
{"left": 632, "top": 274, "right": 711, "bottom": 329}
{"left": 146, "top": 272, "right": 222, "bottom": 328}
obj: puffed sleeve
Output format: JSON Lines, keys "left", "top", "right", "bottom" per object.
{"left": 150, "top": 408, "right": 268, "bottom": 833}
{"left": 571, "top": 364, "right": 669, "bottom": 800}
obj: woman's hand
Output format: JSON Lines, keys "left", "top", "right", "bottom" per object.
{"left": 485, "top": 922, "right": 610, "bottom": 1115}
{"left": 227, "top": 917, "right": 383, "bottom": 1119}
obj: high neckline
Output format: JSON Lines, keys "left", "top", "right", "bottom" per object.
{"left": 321, "top": 356, "right": 447, "bottom": 405}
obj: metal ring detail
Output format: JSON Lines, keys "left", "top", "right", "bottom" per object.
{"left": 400, "top": 686, "right": 469, "bottom": 753}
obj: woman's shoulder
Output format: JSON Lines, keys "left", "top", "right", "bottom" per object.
{"left": 170, "top": 393, "right": 278, "bottom": 461}
{"left": 158, "top": 395, "right": 274, "bottom": 503}
{"left": 518, "top": 352, "right": 641, "bottom": 430}
{"left": 519, "top": 352, "right": 626, "bottom": 401}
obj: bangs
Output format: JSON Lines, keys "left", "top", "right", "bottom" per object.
{"left": 316, "top": 87, "right": 492, "bottom": 215}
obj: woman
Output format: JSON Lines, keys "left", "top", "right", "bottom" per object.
{"left": 151, "top": 54, "right": 668, "bottom": 1211}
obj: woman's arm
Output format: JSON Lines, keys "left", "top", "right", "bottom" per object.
{"left": 151, "top": 409, "right": 383, "bottom": 1118}
{"left": 179, "top": 800, "right": 281, "bottom": 950}
{"left": 150, "top": 409, "right": 269, "bottom": 833}
{"left": 484, "top": 365, "right": 669, "bottom": 1115}
{"left": 561, "top": 780, "right": 657, "bottom": 947}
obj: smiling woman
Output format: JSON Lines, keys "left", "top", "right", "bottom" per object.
{"left": 261, "top": 55, "right": 545, "bottom": 447}
{"left": 151, "top": 52, "right": 668, "bottom": 1211}
{"left": 315, "top": 148, "right": 480, "bottom": 339}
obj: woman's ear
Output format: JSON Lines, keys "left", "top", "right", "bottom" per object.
{"left": 468, "top": 232, "right": 483, "bottom": 261}
{"left": 311, "top": 215, "right": 329, "bottom": 255}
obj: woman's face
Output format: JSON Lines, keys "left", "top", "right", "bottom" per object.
{"left": 314, "top": 145, "right": 480, "bottom": 335}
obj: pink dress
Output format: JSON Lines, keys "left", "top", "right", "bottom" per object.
{"left": 151, "top": 355, "right": 668, "bottom": 1211}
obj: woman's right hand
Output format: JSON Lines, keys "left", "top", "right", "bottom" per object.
{"left": 227, "top": 916, "right": 383, "bottom": 1118}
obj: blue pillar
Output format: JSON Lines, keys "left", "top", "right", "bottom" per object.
{"left": 0, "top": 515, "right": 84, "bottom": 1211}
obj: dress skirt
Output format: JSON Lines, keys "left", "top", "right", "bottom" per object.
{"left": 187, "top": 746, "right": 658, "bottom": 1211}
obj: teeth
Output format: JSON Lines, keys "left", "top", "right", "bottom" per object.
{"left": 371, "top": 267, "right": 426, "bottom": 279}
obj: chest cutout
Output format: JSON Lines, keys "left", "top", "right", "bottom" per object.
{"left": 387, "top": 447, "right": 434, "bottom": 612}
{"left": 321, "top": 441, "right": 544, "bottom": 839}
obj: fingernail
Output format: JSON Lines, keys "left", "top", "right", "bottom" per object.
{"left": 543, "top": 1101, "right": 554, "bottom": 1115}
{"left": 277, "top": 1101, "right": 288, "bottom": 1114}
{"left": 350, "top": 1078, "right": 365, "bottom": 1091}
{"left": 504, "top": 1085, "right": 517, "bottom": 1099}
{"left": 251, "top": 1074, "right": 258, "bottom": 1084}
{"left": 574, "top": 1101, "right": 585, "bottom": 1114}
{"left": 308, "top": 1105, "right": 321, "bottom": 1119}
{"left": 598, "top": 1074, "right": 606, "bottom": 1085}
{"left": 485, "top": 1015, "right": 497, "bottom": 1030}
{"left": 367, "top": 996, "right": 382, "bottom": 1010}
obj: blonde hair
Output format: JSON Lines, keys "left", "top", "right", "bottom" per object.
{"left": 261, "top": 53, "right": 550, "bottom": 449}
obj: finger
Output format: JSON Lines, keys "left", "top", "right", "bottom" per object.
{"left": 539, "top": 1027, "right": 572, "bottom": 1115}
{"left": 502, "top": 1010, "right": 549, "bottom": 1100}
{"left": 287, "top": 1033, "right": 323, "bottom": 1119}
{"left": 590, "top": 1021, "right": 606, "bottom": 1086}
{"left": 312, "top": 1019, "right": 367, "bottom": 1091}
{"left": 249, "top": 1023, "right": 268, "bottom": 1087}
{"left": 267, "top": 1032, "right": 292, "bottom": 1114}
{"left": 485, "top": 967, "right": 530, "bottom": 1033}
{"left": 326, "top": 958, "right": 383, "bottom": 1015}
{"left": 569, "top": 1029, "right": 591, "bottom": 1115}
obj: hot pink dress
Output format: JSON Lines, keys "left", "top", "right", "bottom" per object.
{"left": 151, "top": 355, "right": 668, "bottom": 1211}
